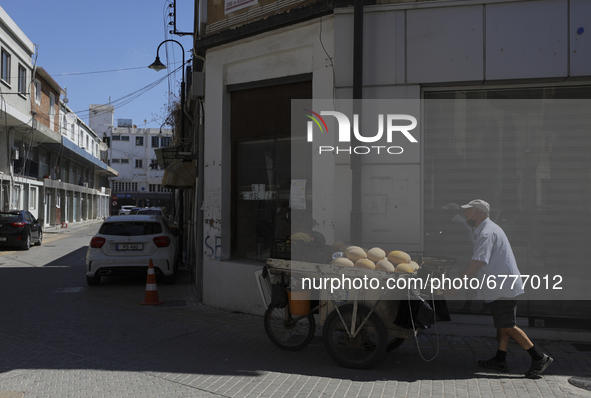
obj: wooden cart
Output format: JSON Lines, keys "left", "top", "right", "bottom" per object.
{"left": 258, "top": 255, "right": 455, "bottom": 369}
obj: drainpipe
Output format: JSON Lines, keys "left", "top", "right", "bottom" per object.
{"left": 351, "top": 0, "right": 363, "bottom": 245}
{"left": 0, "top": 171, "right": 3, "bottom": 210}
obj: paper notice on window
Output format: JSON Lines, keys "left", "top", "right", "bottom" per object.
{"left": 290, "top": 180, "right": 306, "bottom": 210}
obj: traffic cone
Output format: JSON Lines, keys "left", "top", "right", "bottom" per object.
{"left": 140, "top": 258, "right": 164, "bottom": 305}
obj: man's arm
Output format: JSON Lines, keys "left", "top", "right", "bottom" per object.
{"left": 445, "top": 260, "right": 485, "bottom": 294}
{"left": 462, "top": 260, "right": 485, "bottom": 279}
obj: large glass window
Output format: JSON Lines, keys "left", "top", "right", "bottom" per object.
{"left": 230, "top": 79, "right": 312, "bottom": 262}
{"left": 235, "top": 139, "right": 294, "bottom": 261}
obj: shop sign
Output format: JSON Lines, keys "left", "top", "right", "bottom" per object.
{"left": 225, "top": 0, "right": 257, "bottom": 14}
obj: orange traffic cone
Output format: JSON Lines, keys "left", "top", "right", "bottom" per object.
{"left": 140, "top": 259, "right": 164, "bottom": 305}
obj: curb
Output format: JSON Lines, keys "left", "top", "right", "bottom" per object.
{"left": 44, "top": 220, "right": 104, "bottom": 234}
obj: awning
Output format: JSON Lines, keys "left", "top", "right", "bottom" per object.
{"left": 162, "top": 159, "right": 196, "bottom": 189}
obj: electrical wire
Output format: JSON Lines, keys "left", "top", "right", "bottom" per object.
{"left": 319, "top": 15, "right": 336, "bottom": 112}
{"left": 70, "top": 63, "right": 186, "bottom": 119}
{"left": 53, "top": 64, "right": 182, "bottom": 77}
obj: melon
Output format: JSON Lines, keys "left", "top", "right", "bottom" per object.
{"left": 367, "top": 247, "right": 386, "bottom": 263}
{"left": 345, "top": 246, "right": 362, "bottom": 254}
{"left": 346, "top": 247, "right": 367, "bottom": 262}
{"left": 376, "top": 259, "right": 395, "bottom": 272}
{"left": 355, "top": 259, "right": 376, "bottom": 269}
{"left": 388, "top": 250, "right": 411, "bottom": 265}
{"left": 395, "top": 262, "right": 415, "bottom": 273}
{"left": 409, "top": 261, "right": 420, "bottom": 271}
{"left": 331, "top": 257, "right": 355, "bottom": 267}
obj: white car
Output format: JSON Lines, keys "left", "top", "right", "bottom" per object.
{"left": 86, "top": 215, "right": 178, "bottom": 285}
{"left": 137, "top": 208, "right": 165, "bottom": 216}
{"left": 118, "top": 205, "right": 135, "bottom": 215}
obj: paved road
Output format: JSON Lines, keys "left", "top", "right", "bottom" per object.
{"left": 0, "top": 222, "right": 590, "bottom": 397}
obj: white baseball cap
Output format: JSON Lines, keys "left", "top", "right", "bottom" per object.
{"left": 461, "top": 199, "right": 490, "bottom": 213}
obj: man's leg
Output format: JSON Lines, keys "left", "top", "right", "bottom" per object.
{"left": 500, "top": 326, "right": 532, "bottom": 350}
{"left": 478, "top": 300, "right": 514, "bottom": 371}
{"left": 490, "top": 301, "right": 553, "bottom": 377}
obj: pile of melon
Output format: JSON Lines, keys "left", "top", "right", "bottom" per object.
{"left": 330, "top": 242, "right": 419, "bottom": 273}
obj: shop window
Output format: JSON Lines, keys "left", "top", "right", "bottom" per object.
{"left": 235, "top": 139, "right": 297, "bottom": 261}
{"left": 230, "top": 78, "right": 312, "bottom": 262}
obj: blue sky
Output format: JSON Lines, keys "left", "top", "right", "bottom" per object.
{"left": 2, "top": 1, "right": 194, "bottom": 128}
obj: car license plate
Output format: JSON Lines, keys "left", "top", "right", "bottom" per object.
{"left": 116, "top": 243, "right": 143, "bottom": 251}
{"left": 0, "top": 237, "right": 6, "bottom": 241}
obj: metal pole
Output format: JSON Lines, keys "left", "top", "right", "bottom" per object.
{"left": 351, "top": 0, "right": 363, "bottom": 245}
{"left": 152, "top": 39, "right": 186, "bottom": 266}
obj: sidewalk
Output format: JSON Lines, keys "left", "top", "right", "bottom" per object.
{"left": 86, "top": 270, "right": 591, "bottom": 397}
{"left": 35, "top": 220, "right": 591, "bottom": 396}
{"left": 43, "top": 218, "right": 105, "bottom": 234}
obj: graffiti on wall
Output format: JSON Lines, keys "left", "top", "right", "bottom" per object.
{"left": 205, "top": 235, "right": 222, "bottom": 259}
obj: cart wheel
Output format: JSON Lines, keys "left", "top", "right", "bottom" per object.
{"left": 264, "top": 305, "right": 316, "bottom": 351}
{"left": 322, "top": 304, "right": 388, "bottom": 369}
{"left": 386, "top": 337, "right": 405, "bottom": 352}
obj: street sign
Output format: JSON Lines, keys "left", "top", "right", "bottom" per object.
{"left": 112, "top": 201, "right": 117, "bottom": 206}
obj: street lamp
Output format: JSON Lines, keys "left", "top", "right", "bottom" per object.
{"left": 149, "top": 39, "right": 186, "bottom": 267}
{"left": 148, "top": 39, "right": 186, "bottom": 150}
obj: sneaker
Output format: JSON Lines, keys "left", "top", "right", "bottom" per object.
{"left": 525, "top": 353, "right": 553, "bottom": 378}
{"left": 478, "top": 357, "right": 509, "bottom": 371}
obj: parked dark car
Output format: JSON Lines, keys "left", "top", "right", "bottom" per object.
{"left": 0, "top": 210, "right": 43, "bottom": 250}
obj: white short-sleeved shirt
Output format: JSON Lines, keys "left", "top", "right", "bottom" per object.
{"left": 472, "top": 218, "right": 524, "bottom": 302}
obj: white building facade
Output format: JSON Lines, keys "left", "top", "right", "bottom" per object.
{"left": 1, "top": 6, "right": 113, "bottom": 226}
{"left": 192, "top": 0, "right": 591, "bottom": 327}
{"left": 89, "top": 105, "right": 174, "bottom": 213}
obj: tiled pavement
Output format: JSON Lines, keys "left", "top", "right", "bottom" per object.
{"left": 0, "top": 221, "right": 590, "bottom": 397}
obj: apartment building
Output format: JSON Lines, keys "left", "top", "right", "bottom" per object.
{"left": 88, "top": 104, "right": 174, "bottom": 213}
{"left": 0, "top": 6, "right": 115, "bottom": 225}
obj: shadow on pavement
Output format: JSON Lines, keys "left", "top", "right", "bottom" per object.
{"left": 0, "top": 261, "right": 589, "bottom": 391}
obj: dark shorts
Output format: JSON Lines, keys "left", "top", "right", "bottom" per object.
{"left": 490, "top": 299, "right": 517, "bottom": 328}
